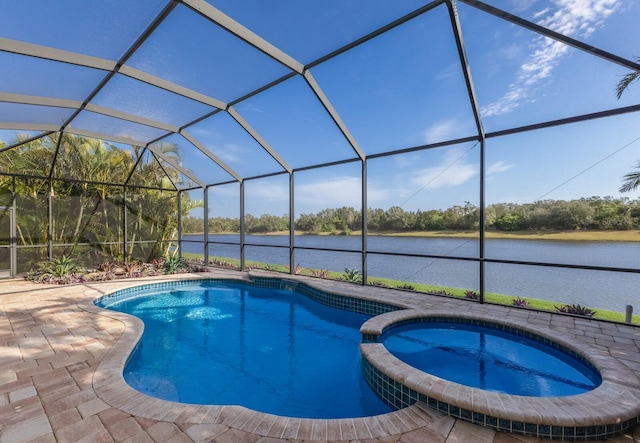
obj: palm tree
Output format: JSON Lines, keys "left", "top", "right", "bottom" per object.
{"left": 616, "top": 56, "right": 640, "bottom": 192}
{"left": 620, "top": 161, "right": 640, "bottom": 193}
{"left": 616, "top": 56, "right": 640, "bottom": 99}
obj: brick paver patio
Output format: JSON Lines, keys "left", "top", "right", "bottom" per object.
{"left": 1, "top": 269, "right": 639, "bottom": 442}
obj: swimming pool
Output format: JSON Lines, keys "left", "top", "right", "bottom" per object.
{"left": 92, "top": 273, "right": 640, "bottom": 440}
{"left": 97, "top": 280, "right": 392, "bottom": 418}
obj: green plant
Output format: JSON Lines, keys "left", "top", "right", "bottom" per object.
{"left": 310, "top": 268, "right": 330, "bottom": 278}
{"left": 162, "top": 256, "right": 189, "bottom": 275}
{"left": 121, "top": 261, "right": 143, "bottom": 278}
{"left": 286, "top": 263, "right": 304, "bottom": 275}
{"left": 42, "top": 255, "right": 81, "bottom": 278}
{"left": 465, "top": 290, "right": 480, "bottom": 300}
{"left": 368, "top": 280, "right": 389, "bottom": 287}
{"left": 555, "top": 304, "right": 596, "bottom": 317}
{"left": 397, "top": 283, "right": 416, "bottom": 291}
{"left": 24, "top": 255, "right": 84, "bottom": 284}
{"left": 94, "top": 260, "right": 117, "bottom": 280}
{"left": 512, "top": 297, "right": 531, "bottom": 308}
{"left": 430, "top": 289, "right": 453, "bottom": 296}
{"left": 342, "top": 268, "right": 362, "bottom": 283}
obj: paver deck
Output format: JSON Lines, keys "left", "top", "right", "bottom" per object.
{"left": 1, "top": 268, "right": 640, "bottom": 442}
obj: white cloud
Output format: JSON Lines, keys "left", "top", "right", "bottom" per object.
{"left": 407, "top": 149, "right": 478, "bottom": 189}
{"left": 246, "top": 180, "right": 288, "bottom": 204}
{"left": 215, "top": 143, "right": 243, "bottom": 163}
{"left": 509, "top": 0, "right": 542, "bottom": 14}
{"left": 423, "top": 119, "right": 459, "bottom": 144}
{"left": 295, "top": 176, "right": 362, "bottom": 210}
{"left": 409, "top": 162, "right": 477, "bottom": 189}
{"left": 487, "top": 160, "right": 515, "bottom": 175}
{"left": 481, "top": 0, "right": 620, "bottom": 117}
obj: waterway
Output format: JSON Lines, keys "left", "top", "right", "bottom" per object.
{"left": 181, "top": 234, "right": 640, "bottom": 312}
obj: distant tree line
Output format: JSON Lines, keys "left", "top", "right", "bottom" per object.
{"left": 181, "top": 196, "right": 640, "bottom": 234}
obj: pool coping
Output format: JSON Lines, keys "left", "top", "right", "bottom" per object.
{"left": 85, "top": 270, "right": 640, "bottom": 441}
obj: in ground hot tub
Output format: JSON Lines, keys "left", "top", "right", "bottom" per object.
{"left": 360, "top": 309, "right": 640, "bottom": 440}
{"left": 380, "top": 318, "right": 601, "bottom": 397}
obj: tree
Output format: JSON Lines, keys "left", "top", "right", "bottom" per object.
{"left": 616, "top": 57, "right": 640, "bottom": 193}
{"left": 616, "top": 56, "right": 640, "bottom": 99}
{"left": 0, "top": 133, "right": 190, "bottom": 265}
{"left": 620, "top": 161, "right": 640, "bottom": 193}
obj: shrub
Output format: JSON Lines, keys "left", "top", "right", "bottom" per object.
{"left": 310, "top": 268, "right": 330, "bottom": 278}
{"left": 368, "top": 280, "right": 389, "bottom": 287}
{"left": 286, "top": 263, "right": 304, "bottom": 275}
{"left": 162, "top": 256, "right": 189, "bottom": 275}
{"left": 512, "top": 297, "right": 531, "bottom": 308}
{"left": 465, "top": 290, "right": 480, "bottom": 300}
{"left": 25, "top": 255, "right": 85, "bottom": 284}
{"left": 342, "top": 268, "right": 362, "bottom": 283}
{"left": 210, "top": 259, "right": 236, "bottom": 269}
{"left": 430, "top": 289, "right": 453, "bottom": 297}
{"left": 43, "top": 255, "right": 81, "bottom": 277}
{"left": 121, "top": 261, "right": 143, "bottom": 278}
{"left": 397, "top": 283, "right": 416, "bottom": 291}
{"left": 555, "top": 304, "right": 596, "bottom": 317}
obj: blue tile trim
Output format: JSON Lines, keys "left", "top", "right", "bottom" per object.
{"left": 250, "top": 276, "right": 400, "bottom": 316}
{"left": 361, "top": 354, "right": 636, "bottom": 440}
{"left": 95, "top": 277, "right": 400, "bottom": 317}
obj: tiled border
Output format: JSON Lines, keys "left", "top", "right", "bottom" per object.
{"left": 360, "top": 309, "right": 640, "bottom": 441}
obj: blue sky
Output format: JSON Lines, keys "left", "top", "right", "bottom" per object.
{"left": 1, "top": 0, "right": 639, "bottom": 218}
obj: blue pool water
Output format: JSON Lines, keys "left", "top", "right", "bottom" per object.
{"left": 382, "top": 321, "right": 601, "bottom": 397}
{"left": 100, "top": 282, "right": 392, "bottom": 418}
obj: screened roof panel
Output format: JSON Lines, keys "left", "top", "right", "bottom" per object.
{"left": 459, "top": 3, "right": 638, "bottom": 132}
{"left": 0, "top": 52, "right": 107, "bottom": 100}
{"left": 126, "top": 4, "right": 291, "bottom": 104}
{"left": 128, "top": 148, "right": 176, "bottom": 190}
{"left": 0, "top": 0, "right": 168, "bottom": 60}
{"left": 52, "top": 135, "right": 136, "bottom": 184}
{"left": 0, "top": 130, "right": 46, "bottom": 147}
{"left": 207, "top": 0, "right": 430, "bottom": 64}
{"left": 235, "top": 75, "right": 358, "bottom": 169}
{"left": 68, "top": 110, "right": 169, "bottom": 146}
{"left": 154, "top": 157, "right": 198, "bottom": 190}
{"left": 90, "top": 74, "right": 216, "bottom": 128}
{"left": 188, "top": 112, "right": 285, "bottom": 178}
{"left": 152, "top": 134, "right": 235, "bottom": 186}
{"left": 310, "top": 4, "right": 478, "bottom": 155}
{"left": 0, "top": 102, "right": 74, "bottom": 127}
{"left": 0, "top": 133, "right": 58, "bottom": 177}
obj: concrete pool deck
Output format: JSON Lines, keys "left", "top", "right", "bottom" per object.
{"left": 1, "top": 268, "right": 640, "bottom": 442}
